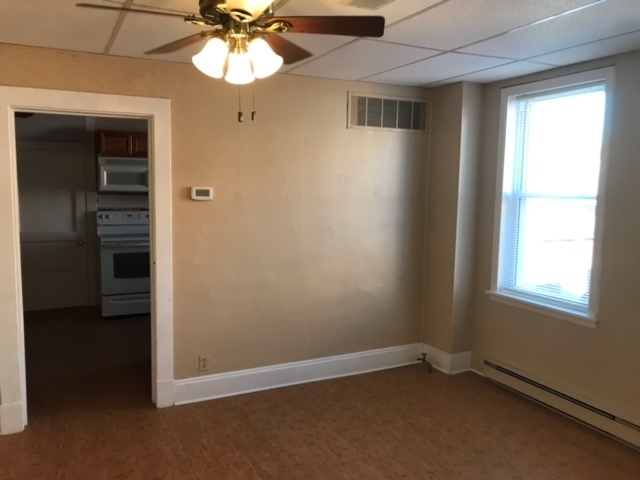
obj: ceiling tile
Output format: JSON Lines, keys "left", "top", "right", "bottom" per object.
{"left": 382, "top": 0, "right": 597, "bottom": 51}
{"left": 109, "top": 8, "right": 205, "bottom": 63}
{"left": 276, "top": 34, "right": 356, "bottom": 72}
{"left": 1, "top": 0, "right": 639, "bottom": 87}
{"left": 529, "top": 30, "right": 640, "bottom": 66}
{"left": 277, "top": 0, "right": 440, "bottom": 25}
{"left": 129, "top": 0, "right": 196, "bottom": 14}
{"left": 0, "top": 0, "right": 119, "bottom": 53}
{"left": 286, "top": 40, "right": 439, "bottom": 80}
{"left": 363, "top": 53, "right": 510, "bottom": 86}
{"left": 432, "top": 61, "right": 555, "bottom": 86}
{"left": 460, "top": 0, "right": 640, "bottom": 60}
{"left": 274, "top": 0, "right": 440, "bottom": 72}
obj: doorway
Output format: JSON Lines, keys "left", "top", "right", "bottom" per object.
{"left": 16, "top": 113, "right": 153, "bottom": 418}
{"left": 0, "top": 87, "right": 174, "bottom": 435}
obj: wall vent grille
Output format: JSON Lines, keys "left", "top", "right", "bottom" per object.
{"left": 348, "top": 93, "right": 428, "bottom": 133}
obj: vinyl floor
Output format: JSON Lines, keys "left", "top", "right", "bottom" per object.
{"left": 1, "top": 309, "right": 639, "bottom": 479}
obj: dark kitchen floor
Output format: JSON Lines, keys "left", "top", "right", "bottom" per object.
{"left": 23, "top": 306, "right": 151, "bottom": 398}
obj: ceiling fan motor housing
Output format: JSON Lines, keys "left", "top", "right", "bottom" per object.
{"left": 200, "top": 0, "right": 254, "bottom": 23}
{"left": 199, "top": 0, "right": 225, "bottom": 18}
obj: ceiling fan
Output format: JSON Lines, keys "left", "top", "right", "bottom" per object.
{"left": 76, "top": 1, "right": 386, "bottom": 85}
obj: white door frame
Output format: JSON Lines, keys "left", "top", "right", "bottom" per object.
{"left": 0, "top": 86, "right": 175, "bottom": 435}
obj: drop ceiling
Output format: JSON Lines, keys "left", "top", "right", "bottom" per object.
{"left": 1, "top": 0, "right": 639, "bottom": 87}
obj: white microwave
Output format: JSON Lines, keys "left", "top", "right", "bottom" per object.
{"left": 98, "top": 157, "right": 149, "bottom": 193}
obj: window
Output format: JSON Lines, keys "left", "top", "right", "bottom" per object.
{"left": 491, "top": 68, "right": 613, "bottom": 324}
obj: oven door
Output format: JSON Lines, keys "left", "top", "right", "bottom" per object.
{"left": 100, "top": 241, "right": 150, "bottom": 296}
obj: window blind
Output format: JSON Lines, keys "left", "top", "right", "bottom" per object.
{"left": 500, "top": 82, "right": 606, "bottom": 314}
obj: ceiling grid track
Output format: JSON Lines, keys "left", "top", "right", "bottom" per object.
{"left": 357, "top": 0, "right": 608, "bottom": 83}
{"left": 287, "top": 0, "right": 453, "bottom": 74}
{"left": 1, "top": 0, "right": 638, "bottom": 87}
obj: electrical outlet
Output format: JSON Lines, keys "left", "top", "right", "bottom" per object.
{"left": 198, "top": 355, "right": 211, "bottom": 371}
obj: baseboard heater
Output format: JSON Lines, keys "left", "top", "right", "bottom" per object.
{"left": 484, "top": 360, "right": 640, "bottom": 449}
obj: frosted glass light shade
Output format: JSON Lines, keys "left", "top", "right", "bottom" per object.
{"left": 226, "top": 0, "right": 274, "bottom": 18}
{"left": 225, "top": 52, "right": 255, "bottom": 84}
{"left": 248, "top": 38, "right": 283, "bottom": 79}
{"left": 192, "top": 38, "right": 228, "bottom": 79}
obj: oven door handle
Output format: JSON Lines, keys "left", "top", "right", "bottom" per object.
{"left": 108, "top": 297, "right": 150, "bottom": 305}
{"left": 101, "top": 241, "right": 150, "bottom": 247}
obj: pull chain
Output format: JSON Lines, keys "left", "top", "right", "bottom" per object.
{"left": 237, "top": 86, "right": 243, "bottom": 123}
{"left": 251, "top": 82, "right": 256, "bottom": 122}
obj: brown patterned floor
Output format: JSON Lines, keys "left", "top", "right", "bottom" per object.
{"left": 1, "top": 310, "right": 639, "bottom": 479}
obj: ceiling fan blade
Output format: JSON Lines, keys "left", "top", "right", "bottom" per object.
{"left": 265, "top": 34, "right": 313, "bottom": 65}
{"left": 76, "top": 3, "right": 192, "bottom": 19}
{"left": 267, "top": 16, "right": 385, "bottom": 37}
{"left": 145, "top": 31, "right": 218, "bottom": 55}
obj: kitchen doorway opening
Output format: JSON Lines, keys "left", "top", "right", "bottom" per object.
{"left": 0, "top": 87, "right": 174, "bottom": 434}
{"left": 16, "top": 113, "right": 153, "bottom": 421}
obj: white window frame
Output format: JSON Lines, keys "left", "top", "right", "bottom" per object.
{"left": 489, "top": 67, "right": 615, "bottom": 328}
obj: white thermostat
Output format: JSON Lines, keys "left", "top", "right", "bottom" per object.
{"left": 191, "top": 186, "right": 214, "bottom": 201}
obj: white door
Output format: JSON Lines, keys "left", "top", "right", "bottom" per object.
{"left": 17, "top": 141, "right": 88, "bottom": 311}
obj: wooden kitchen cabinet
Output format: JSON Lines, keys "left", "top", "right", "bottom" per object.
{"left": 97, "top": 131, "right": 148, "bottom": 157}
{"left": 131, "top": 132, "right": 148, "bottom": 157}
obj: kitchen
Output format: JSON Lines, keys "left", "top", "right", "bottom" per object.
{"left": 15, "top": 112, "right": 153, "bottom": 403}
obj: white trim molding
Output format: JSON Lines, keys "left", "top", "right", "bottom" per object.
{"left": 490, "top": 66, "right": 615, "bottom": 326}
{"left": 0, "top": 86, "right": 175, "bottom": 435}
{"left": 0, "top": 403, "right": 24, "bottom": 436}
{"left": 420, "top": 344, "right": 472, "bottom": 375}
{"left": 175, "top": 344, "right": 422, "bottom": 406}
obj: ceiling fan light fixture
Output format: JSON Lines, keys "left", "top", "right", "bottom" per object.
{"left": 225, "top": 50, "right": 256, "bottom": 84}
{"left": 225, "top": 0, "right": 275, "bottom": 19}
{"left": 248, "top": 37, "right": 283, "bottom": 79}
{"left": 192, "top": 37, "right": 228, "bottom": 78}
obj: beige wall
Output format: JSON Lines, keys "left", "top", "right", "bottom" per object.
{"left": 471, "top": 50, "right": 640, "bottom": 422}
{"left": 422, "top": 82, "right": 482, "bottom": 355}
{"left": 422, "top": 83, "right": 461, "bottom": 353}
{"left": 0, "top": 44, "right": 429, "bottom": 379}
{"left": 453, "top": 82, "right": 482, "bottom": 354}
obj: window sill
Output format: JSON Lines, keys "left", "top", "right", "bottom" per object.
{"left": 486, "top": 291, "right": 598, "bottom": 329}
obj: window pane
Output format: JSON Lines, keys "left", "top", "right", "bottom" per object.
{"left": 511, "top": 197, "right": 596, "bottom": 308}
{"left": 517, "top": 88, "right": 605, "bottom": 197}
{"left": 499, "top": 77, "right": 608, "bottom": 316}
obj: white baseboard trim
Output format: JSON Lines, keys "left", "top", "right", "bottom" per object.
{"left": 155, "top": 379, "right": 176, "bottom": 408}
{"left": 0, "top": 402, "right": 25, "bottom": 435}
{"left": 419, "top": 344, "right": 472, "bottom": 375}
{"left": 174, "top": 343, "right": 422, "bottom": 406}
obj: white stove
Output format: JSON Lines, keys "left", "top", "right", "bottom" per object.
{"left": 97, "top": 210, "right": 150, "bottom": 317}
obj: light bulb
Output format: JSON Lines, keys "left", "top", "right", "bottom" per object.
{"left": 248, "top": 37, "right": 283, "bottom": 79}
{"left": 192, "top": 38, "right": 228, "bottom": 79}
{"left": 225, "top": 52, "right": 255, "bottom": 85}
